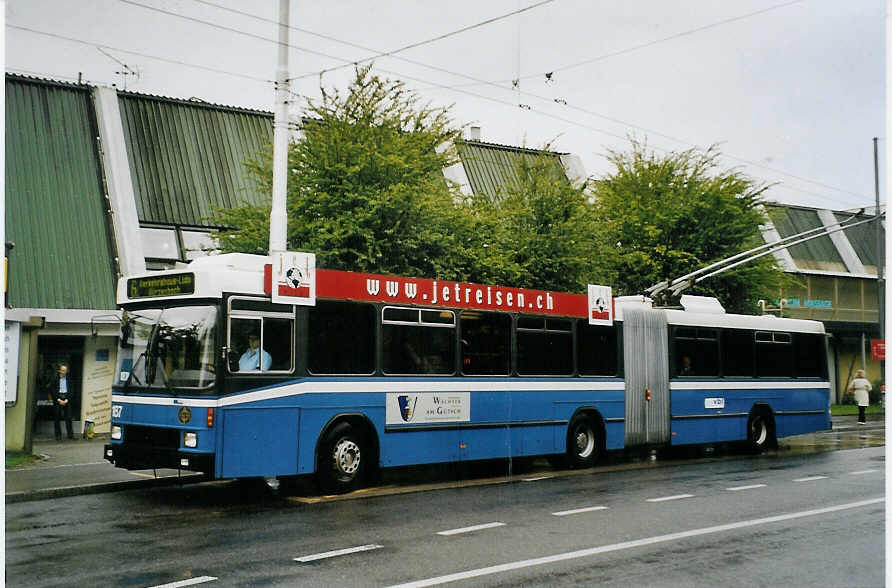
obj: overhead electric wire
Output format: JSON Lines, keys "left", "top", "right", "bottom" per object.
{"left": 492, "top": 0, "right": 805, "bottom": 86}
{"left": 118, "top": 0, "right": 360, "bottom": 65}
{"left": 7, "top": 24, "right": 270, "bottom": 83}
{"left": 10, "top": 4, "right": 873, "bottom": 210}
{"left": 183, "top": 1, "right": 866, "bottom": 204}
{"left": 190, "top": 0, "right": 555, "bottom": 81}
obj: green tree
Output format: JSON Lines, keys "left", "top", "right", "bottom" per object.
{"left": 470, "top": 152, "right": 606, "bottom": 292}
{"left": 212, "top": 65, "right": 477, "bottom": 279}
{"left": 592, "top": 139, "right": 783, "bottom": 313}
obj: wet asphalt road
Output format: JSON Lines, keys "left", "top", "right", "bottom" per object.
{"left": 6, "top": 423, "right": 885, "bottom": 587}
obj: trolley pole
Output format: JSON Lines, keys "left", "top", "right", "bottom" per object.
{"left": 874, "top": 137, "right": 884, "bottom": 341}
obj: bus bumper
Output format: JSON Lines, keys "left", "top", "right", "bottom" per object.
{"left": 104, "top": 442, "right": 215, "bottom": 475}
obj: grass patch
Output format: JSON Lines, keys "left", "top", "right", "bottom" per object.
{"left": 831, "top": 404, "right": 885, "bottom": 416}
{"left": 6, "top": 452, "right": 42, "bottom": 469}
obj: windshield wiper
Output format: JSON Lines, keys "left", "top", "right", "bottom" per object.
{"left": 122, "top": 352, "right": 146, "bottom": 392}
{"left": 145, "top": 326, "right": 178, "bottom": 396}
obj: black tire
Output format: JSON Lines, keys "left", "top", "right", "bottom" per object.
{"left": 567, "top": 413, "right": 601, "bottom": 468}
{"left": 747, "top": 411, "right": 775, "bottom": 453}
{"left": 318, "top": 422, "right": 367, "bottom": 493}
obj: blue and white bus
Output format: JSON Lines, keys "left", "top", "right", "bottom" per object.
{"left": 105, "top": 253, "right": 830, "bottom": 492}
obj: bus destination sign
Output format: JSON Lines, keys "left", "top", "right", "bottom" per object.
{"left": 127, "top": 273, "right": 195, "bottom": 299}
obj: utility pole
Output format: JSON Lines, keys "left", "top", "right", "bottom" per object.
{"left": 269, "top": 0, "right": 290, "bottom": 255}
{"left": 874, "top": 137, "right": 884, "bottom": 341}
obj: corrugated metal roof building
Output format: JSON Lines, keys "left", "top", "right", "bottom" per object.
{"left": 118, "top": 93, "right": 272, "bottom": 227}
{"left": 453, "top": 139, "right": 570, "bottom": 201}
{"left": 761, "top": 202, "right": 884, "bottom": 400}
{"left": 5, "top": 76, "right": 117, "bottom": 311}
{"left": 762, "top": 203, "right": 883, "bottom": 323}
{"left": 5, "top": 75, "right": 277, "bottom": 447}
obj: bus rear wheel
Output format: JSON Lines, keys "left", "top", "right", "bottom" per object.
{"left": 747, "top": 411, "right": 776, "bottom": 453}
{"left": 319, "top": 422, "right": 367, "bottom": 493}
{"left": 567, "top": 413, "right": 601, "bottom": 468}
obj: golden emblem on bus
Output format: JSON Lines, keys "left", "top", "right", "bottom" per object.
{"left": 177, "top": 406, "right": 192, "bottom": 424}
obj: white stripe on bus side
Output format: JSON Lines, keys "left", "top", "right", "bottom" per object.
{"left": 112, "top": 379, "right": 627, "bottom": 408}
{"left": 669, "top": 381, "right": 830, "bottom": 390}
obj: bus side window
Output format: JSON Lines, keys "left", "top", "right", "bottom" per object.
{"left": 722, "top": 329, "right": 754, "bottom": 377}
{"left": 382, "top": 307, "right": 455, "bottom": 375}
{"left": 460, "top": 311, "right": 510, "bottom": 376}
{"left": 263, "top": 317, "right": 293, "bottom": 371}
{"left": 793, "top": 333, "right": 825, "bottom": 378}
{"left": 577, "top": 321, "right": 618, "bottom": 376}
{"left": 673, "top": 327, "right": 718, "bottom": 377}
{"left": 755, "top": 331, "right": 792, "bottom": 377}
{"left": 227, "top": 297, "right": 295, "bottom": 374}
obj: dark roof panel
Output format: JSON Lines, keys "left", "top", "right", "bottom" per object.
{"left": 765, "top": 204, "right": 846, "bottom": 272}
{"left": 5, "top": 77, "right": 117, "bottom": 309}
{"left": 119, "top": 94, "right": 273, "bottom": 226}
{"left": 835, "top": 211, "right": 881, "bottom": 269}
{"left": 455, "top": 140, "right": 567, "bottom": 200}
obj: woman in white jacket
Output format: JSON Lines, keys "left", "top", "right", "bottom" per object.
{"left": 848, "top": 369, "right": 872, "bottom": 424}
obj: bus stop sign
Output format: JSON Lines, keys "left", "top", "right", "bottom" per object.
{"left": 268, "top": 251, "right": 316, "bottom": 306}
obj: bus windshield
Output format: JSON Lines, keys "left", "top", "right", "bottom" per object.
{"left": 118, "top": 305, "right": 218, "bottom": 393}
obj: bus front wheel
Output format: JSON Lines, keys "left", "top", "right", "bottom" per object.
{"left": 319, "top": 422, "right": 367, "bottom": 493}
{"left": 567, "top": 413, "right": 601, "bottom": 468}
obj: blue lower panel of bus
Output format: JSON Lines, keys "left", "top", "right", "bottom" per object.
{"left": 215, "top": 381, "right": 626, "bottom": 477}
{"left": 669, "top": 383, "right": 829, "bottom": 446}
{"left": 219, "top": 408, "right": 300, "bottom": 478}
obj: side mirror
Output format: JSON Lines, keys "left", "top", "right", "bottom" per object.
{"left": 120, "top": 322, "right": 132, "bottom": 349}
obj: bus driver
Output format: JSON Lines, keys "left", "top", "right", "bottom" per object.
{"left": 239, "top": 334, "right": 271, "bottom": 371}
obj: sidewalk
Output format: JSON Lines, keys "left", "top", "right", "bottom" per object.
{"left": 5, "top": 413, "right": 884, "bottom": 504}
{"left": 5, "top": 433, "right": 205, "bottom": 503}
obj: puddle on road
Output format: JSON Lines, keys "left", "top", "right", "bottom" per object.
{"left": 778, "top": 424, "right": 885, "bottom": 455}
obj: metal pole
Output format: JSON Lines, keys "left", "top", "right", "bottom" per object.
{"left": 862, "top": 331, "right": 867, "bottom": 371}
{"left": 269, "top": 0, "right": 290, "bottom": 255}
{"left": 873, "top": 137, "right": 884, "bottom": 341}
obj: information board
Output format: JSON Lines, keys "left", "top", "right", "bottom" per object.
{"left": 5, "top": 321, "right": 20, "bottom": 404}
{"left": 127, "top": 273, "right": 195, "bottom": 298}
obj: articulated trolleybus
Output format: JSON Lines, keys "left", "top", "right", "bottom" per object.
{"left": 105, "top": 252, "right": 830, "bottom": 492}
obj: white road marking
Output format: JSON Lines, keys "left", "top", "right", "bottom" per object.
{"left": 522, "top": 476, "right": 551, "bottom": 482}
{"left": 726, "top": 484, "right": 767, "bottom": 492}
{"left": 552, "top": 506, "right": 609, "bottom": 517}
{"left": 436, "top": 522, "right": 506, "bottom": 536}
{"left": 850, "top": 469, "right": 879, "bottom": 475}
{"left": 387, "top": 498, "right": 884, "bottom": 588}
{"left": 793, "top": 476, "right": 828, "bottom": 482}
{"left": 148, "top": 576, "right": 217, "bottom": 588}
{"left": 294, "top": 544, "right": 383, "bottom": 563}
{"left": 646, "top": 494, "right": 694, "bottom": 503}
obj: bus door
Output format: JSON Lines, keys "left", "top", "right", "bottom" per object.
{"left": 622, "top": 308, "right": 670, "bottom": 447}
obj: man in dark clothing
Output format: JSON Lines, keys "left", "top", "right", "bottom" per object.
{"left": 47, "top": 363, "right": 74, "bottom": 440}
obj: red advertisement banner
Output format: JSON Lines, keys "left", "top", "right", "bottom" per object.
{"left": 314, "top": 269, "right": 588, "bottom": 317}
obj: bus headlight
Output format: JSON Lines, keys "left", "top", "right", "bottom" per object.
{"left": 111, "top": 425, "right": 122, "bottom": 440}
{"left": 184, "top": 432, "right": 198, "bottom": 448}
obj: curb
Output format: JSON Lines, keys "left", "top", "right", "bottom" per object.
{"left": 6, "top": 472, "right": 207, "bottom": 504}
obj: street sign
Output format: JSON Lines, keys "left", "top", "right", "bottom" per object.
{"left": 871, "top": 339, "right": 885, "bottom": 361}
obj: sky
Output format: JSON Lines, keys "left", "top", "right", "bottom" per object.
{"left": 5, "top": 0, "right": 886, "bottom": 211}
